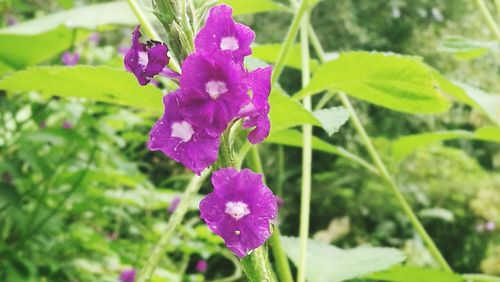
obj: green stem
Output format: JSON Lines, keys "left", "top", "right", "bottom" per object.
{"left": 126, "top": 0, "right": 181, "bottom": 72}
{"left": 308, "top": 25, "right": 452, "bottom": 272}
{"left": 136, "top": 169, "right": 210, "bottom": 282}
{"left": 249, "top": 147, "right": 294, "bottom": 282}
{"left": 298, "top": 7, "right": 312, "bottom": 282}
{"left": 240, "top": 246, "right": 276, "bottom": 282}
{"left": 475, "top": 0, "right": 500, "bottom": 40}
{"left": 272, "top": 0, "right": 310, "bottom": 84}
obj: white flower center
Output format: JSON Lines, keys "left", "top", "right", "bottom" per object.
{"left": 205, "top": 80, "right": 228, "bottom": 99}
{"left": 225, "top": 201, "right": 250, "bottom": 220}
{"left": 220, "top": 36, "right": 239, "bottom": 51}
{"left": 171, "top": 121, "right": 194, "bottom": 142}
{"left": 138, "top": 51, "right": 149, "bottom": 67}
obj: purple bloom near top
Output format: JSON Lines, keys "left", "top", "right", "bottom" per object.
{"left": 124, "top": 25, "right": 170, "bottom": 86}
{"left": 199, "top": 168, "right": 278, "bottom": 258}
{"left": 61, "top": 51, "right": 79, "bottom": 66}
{"left": 119, "top": 268, "right": 136, "bottom": 282}
{"left": 195, "top": 5, "right": 255, "bottom": 63}
{"left": 148, "top": 91, "right": 220, "bottom": 175}
{"left": 179, "top": 53, "right": 249, "bottom": 136}
{"left": 196, "top": 260, "right": 208, "bottom": 272}
{"left": 238, "top": 66, "right": 272, "bottom": 144}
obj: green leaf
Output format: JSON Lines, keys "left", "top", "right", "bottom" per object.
{"left": 0, "top": 26, "right": 73, "bottom": 75}
{"left": 462, "top": 274, "right": 500, "bottom": 282}
{"left": 313, "top": 106, "right": 349, "bottom": 136}
{"left": 252, "top": 44, "right": 319, "bottom": 71}
{"left": 0, "top": 66, "right": 163, "bottom": 113}
{"left": 366, "top": 266, "right": 463, "bottom": 282}
{"left": 429, "top": 69, "right": 476, "bottom": 106}
{"left": 295, "top": 52, "right": 451, "bottom": 114}
{"left": 439, "top": 36, "right": 497, "bottom": 60}
{"left": 0, "top": 1, "right": 137, "bottom": 35}
{"left": 269, "top": 89, "right": 320, "bottom": 132}
{"left": 455, "top": 83, "right": 500, "bottom": 125}
{"left": 219, "top": 0, "right": 289, "bottom": 15}
{"left": 281, "top": 236, "right": 405, "bottom": 282}
{"left": 392, "top": 127, "right": 500, "bottom": 162}
{"left": 266, "top": 129, "right": 343, "bottom": 155}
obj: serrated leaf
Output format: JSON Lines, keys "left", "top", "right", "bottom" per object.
{"left": 366, "top": 266, "right": 463, "bottom": 282}
{"left": 313, "top": 106, "right": 349, "bottom": 136}
{"left": 295, "top": 52, "right": 451, "bottom": 114}
{"left": 439, "top": 36, "right": 498, "bottom": 60}
{"left": 219, "top": 0, "right": 289, "bottom": 15}
{"left": 0, "top": 1, "right": 137, "bottom": 35}
{"left": 269, "top": 89, "right": 320, "bottom": 132}
{"left": 281, "top": 236, "right": 405, "bottom": 282}
{"left": 252, "top": 44, "right": 319, "bottom": 71}
{"left": 0, "top": 66, "right": 163, "bottom": 113}
{"left": 455, "top": 83, "right": 500, "bottom": 125}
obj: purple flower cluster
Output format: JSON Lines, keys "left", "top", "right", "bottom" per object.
{"left": 142, "top": 5, "right": 272, "bottom": 175}
{"left": 200, "top": 168, "right": 277, "bottom": 258}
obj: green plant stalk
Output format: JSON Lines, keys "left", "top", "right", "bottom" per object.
{"left": 126, "top": 0, "right": 181, "bottom": 73}
{"left": 240, "top": 246, "right": 277, "bottom": 282}
{"left": 298, "top": 7, "right": 312, "bottom": 282}
{"left": 307, "top": 26, "right": 453, "bottom": 272}
{"left": 272, "top": 0, "right": 310, "bottom": 84}
{"left": 249, "top": 147, "right": 293, "bottom": 282}
{"left": 475, "top": 0, "right": 500, "bottom": 40}
{"left": 136, "top": 169, "right": 210, "bottom": 282}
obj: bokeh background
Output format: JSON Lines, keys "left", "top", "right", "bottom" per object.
{"left": 0, "top": 0, "right": 499, "bottom": 281}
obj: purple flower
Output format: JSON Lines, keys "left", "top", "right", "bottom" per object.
{"left": 148, "top": 91, "right": 220, "bottom": 175}
{"left": 124, "top": 25, "right": 170, "bottom": 86}
{"left": 88, "top": 32, "right": 100, "bottom": 44}
{"left": 119, "top": 269, "right": 136, "bottom": 282}
{"left": 199, "top": 168, "right": 278, "bottom": 258}
{"left": 167, "top": 196, "right": 181, "bottom": 214}
{"left": 196, "top": 260, "right": 208, "bottom": 273}
{"left": 238, "top": 66, "right": 272, "bottom": 144}
{"left": 118, "top": 46, "right": 129, "bottom": 56}
{"left": 275, "top": 196, "right": 284, "bottom": 208}
{"left": 62, "top": 121, "right": 73, "bottom": 129}
{"left": 178, "top": 53, "right": 249, "bottom": 137}
{"left": 485, "top": 221, "right": 496, "bottom": 231}
{"left": 61, "top": 51, "right": 79, "bottom": 66}
{"left": 195, "top": 5, "right": 255, "bottom": 63}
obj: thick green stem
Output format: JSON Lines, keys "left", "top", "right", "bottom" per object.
{"left": 272, "top": 0, "right": 310, "bottom": 84}
{"left": 308, "top": 24, "right": 453, "bottom": 272}
{"left": 126, "top": 0, "right": 181, "bottom": 72}
{"left": 475, "top": 0, "right": 500, "bottom": 40}
{"left": 298, "top": 7, "right": 312, "bottom": 282}
{"left": 240, "top": 246, "right": 276, "bottom": 282}
{"left": 136, "top": 170, "right": 210, "bottom": 282}
{"left": 249, "top": 147, "right": 294, "bottom": 282}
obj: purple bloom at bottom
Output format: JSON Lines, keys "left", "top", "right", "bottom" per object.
{"left": 148, "top": 91, "right": 220, "bottom": 175}
{"left": 199, "top": 168, "right": 278, "bottom": 258}
{"left": 196, "top": 260, "right": 208, "bottom": 273}
{"left": 61, "top": 51, "right": 80, "bottom": 66}
{"left": 119, "top": 269, "right": 136, "bottom": 282}
{"left": 238, "top": 66, "right": 272, "bottom": 144}
{"left": 167, "top": 196, "right": 181, "bottom": 214}
{"left": 124, "top": 25, "right": 170, "bottom": 86}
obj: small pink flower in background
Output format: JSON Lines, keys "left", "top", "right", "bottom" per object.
{"left": 39, "top": 121, "right": 47, "bottom": 129}
{"left": 485, "top": 221, "right": 496, "bottom": 231}
{"left": 62, "top": 121, "right": 73, "bottom": 129}
{"left": 61, "top": 51, "right": 80, "bottom": 66}
{"left": 196, "top": 260, "right": 208, "bottom": 273}
{"left": 167, "top": 196, "right": 181, "bottom": 214}
{"left": 195, "top": 5, "right": 255, "bottom": 63}
{"left": 7, "top": 15, "right": 18, "bottom": 26}
{"left": 88, "top": 32, "right": 100, "bottom": 44}
{"left": 119, "top": 269, "right": 136, "bottom": 282}
{"left": 199, "top": 168, "right": 277, "bottom": 258}
{"left": 124, "top": 25, "right": 169, "bottom": 86}
{"left": 148, "top": 92, "right": 220, "bottom": 175}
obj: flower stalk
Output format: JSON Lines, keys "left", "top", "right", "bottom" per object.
{"left": 298, "top": 4, "right": 312, "bottom": 282}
